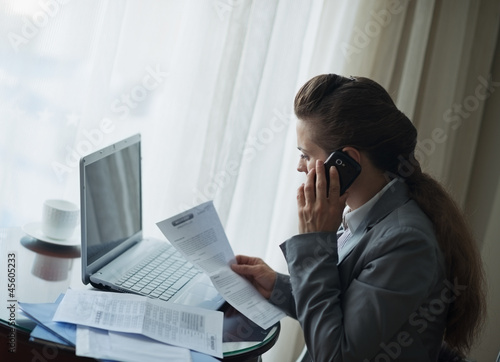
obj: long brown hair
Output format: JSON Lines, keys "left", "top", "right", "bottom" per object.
{"left": 294, "top": 74, "right": 486, "bottom": 356}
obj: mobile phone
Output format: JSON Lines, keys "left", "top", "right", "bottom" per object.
{"left": 324, "top": 151, "right": 361, "bottom": 196}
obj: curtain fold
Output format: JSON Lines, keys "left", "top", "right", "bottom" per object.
{"left": 206, "top": 0, "right": 281, "bottom": 225}
{"left": 388, "top": 0, "right": 435, "bottom": 120}
{"left": 466, "top": 25, "right": 500, "bottom": 360}
{"left": 408, "top": 0, "right": 500, "bottom": 205}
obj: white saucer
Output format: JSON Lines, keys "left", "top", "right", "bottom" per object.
{"left": 23, "top": 222, "right": 80, "bottom": 246}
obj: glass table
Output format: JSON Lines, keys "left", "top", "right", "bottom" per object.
{"left": 0, "top": 228, "right": 280, "bottom": 361}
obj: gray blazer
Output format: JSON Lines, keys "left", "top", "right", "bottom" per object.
{"left": 269, "top": 180, "right": 450, "bottom": 362}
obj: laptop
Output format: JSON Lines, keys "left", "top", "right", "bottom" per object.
{"left": 79, "top": 133, "right": 224, "bottom": 310}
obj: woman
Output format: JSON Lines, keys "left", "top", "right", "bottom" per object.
{"left": 231, "top": 74, "right": 486, "bottom": 361}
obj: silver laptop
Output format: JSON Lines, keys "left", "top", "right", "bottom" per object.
{"left": 79, "top": 134, "right": 224, "bottom": 310}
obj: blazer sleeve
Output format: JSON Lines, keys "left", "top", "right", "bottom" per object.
{"left": 269, "top": 230, "right": 343, "bottom": 318}
{"left": 269, "top": 272, "right": 297, "bottom": 318}
{"left": 280, "top": 227, "right": 441, "bottom": 362}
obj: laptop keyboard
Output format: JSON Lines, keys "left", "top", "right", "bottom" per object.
{"left": 115, "top": 244, "right": 202, "bottom": 301}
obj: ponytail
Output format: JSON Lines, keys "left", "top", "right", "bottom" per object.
{"left": 405, "top": 165, "right": 486, "bottom": 356}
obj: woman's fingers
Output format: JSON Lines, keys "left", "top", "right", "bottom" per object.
{"left": 303, "top": 167, "right": 316, "bottom": 203}
{"left": 297, "top": 160, "right": 345, "bottom": 233}
{"left": 232, "top": 255, "right": 261, "bottom": 277}
{"left": 329, "top": 166, "right": 349, "bottom": 205}
{"left": 234, "top": 254, "right": 260, "bottom": 266}
{"left": 329, "top": 165, "right": 340, "bottom": 198}
{"left": 230, "top": 263, "right": 253, "bottom": 277}
{"left": 315, "top": 160, "right": 327, "bottom": 200}
{"left": 297, "top": 183, "right": 305, "bottom": 208}
{"left": 231, "top": 255, "right": 276, "bottom": 299}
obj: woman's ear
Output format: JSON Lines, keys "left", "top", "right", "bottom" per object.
{"left": 342, "top": 147, "right": 361, "bottom": 164}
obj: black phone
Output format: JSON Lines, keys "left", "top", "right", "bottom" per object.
{"left": 324, "top": 150, "right": 361, "bottom": 196}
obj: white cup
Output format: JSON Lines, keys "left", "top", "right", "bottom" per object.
{"left": 42, "top": 199, "right": 79, "bottom": 240}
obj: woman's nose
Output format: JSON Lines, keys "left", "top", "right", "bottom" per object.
{"left": 297, "top": 159, "right": 307, "bottom": 173}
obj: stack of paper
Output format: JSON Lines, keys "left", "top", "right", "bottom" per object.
{"left": 20, "top": 290, "right": 222, "bottom": 362}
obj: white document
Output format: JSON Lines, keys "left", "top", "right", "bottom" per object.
{"left": 77, "top": 326, "right": 192, "bottom": 362}
{"left": 156, "top": 201, "right": 285, "bottom": 330}
{"left": 53, "top": 289, "right": 223, "bottom": 358}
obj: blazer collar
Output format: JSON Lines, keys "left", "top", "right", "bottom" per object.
{"left": 337, "top": 179, "right": 411, "bottom": 264}
{"left": 357, "top": 178, "right": 411, "bottom": 232}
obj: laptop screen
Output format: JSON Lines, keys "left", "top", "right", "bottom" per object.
{"left": 80, "top": 135, "right": 142, "bottom": 277}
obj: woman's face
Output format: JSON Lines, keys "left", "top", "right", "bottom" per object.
{"left": 296, "top": 119, "right": 329, "bottom": 174}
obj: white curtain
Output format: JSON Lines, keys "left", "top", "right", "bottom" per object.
{"left": 1, "top": 0, "right": 499, "bottom": 361}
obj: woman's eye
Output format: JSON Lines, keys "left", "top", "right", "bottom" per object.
{"left": 300, "top": 154, "right": 309, "bottom": 160}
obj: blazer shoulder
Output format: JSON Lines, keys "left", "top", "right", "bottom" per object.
{"left": 362, "top": 199, "right": 442, "bottom": 269}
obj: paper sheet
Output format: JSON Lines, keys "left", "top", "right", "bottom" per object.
{"left": 76, "top": 326, "right": 193, "bottom": 362}
{"left": 156, "top": 201, "right": 285, "bottom": 330}
{"left": 53, "top": 289, "right": 223, "bottom": 358}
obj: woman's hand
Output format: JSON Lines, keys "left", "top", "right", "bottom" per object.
{"left": 230, "top": 255, "right": 277, "bottom": 299}
{"left": 297, "top": 160, "right": 347, "bottom": 234}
